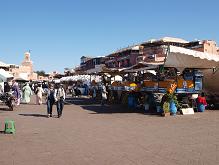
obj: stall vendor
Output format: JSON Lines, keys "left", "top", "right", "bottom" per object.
{"left": 197, "top": 92, "right": 207, "bottom": 112}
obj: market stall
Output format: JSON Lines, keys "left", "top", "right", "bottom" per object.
{"left": 105, "top": 45, "right": 219, "bottom": 114}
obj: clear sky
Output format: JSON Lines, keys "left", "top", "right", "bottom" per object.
{"left": 0, "top": 0, "right": 218, "bottom": 73}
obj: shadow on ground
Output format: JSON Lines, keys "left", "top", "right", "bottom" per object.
{"left": 19, "top": 114, "right": 48, "bottom": 118}
{"left": 65, "top": 97, "right": 99, "bottom": 105}
{"left": 81, "top": 105, "right": 146, "bottom": 114}
{"left": 65, "top": 97, "right": 158, "bottom": 115}
{"left": 0, "top": 107, "right": 11, "bottom": 111}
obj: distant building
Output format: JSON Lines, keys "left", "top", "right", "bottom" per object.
{"left": 185, "top": 40, "right": 219, "bottom": 55}
{"left": 64, "top": 68, "right": 75, "bottom": 76}
{"left": 80, "top": 56, "right": 93, "bottom": 71}
{"left": 139, "top": 37, "right": 189, "bottom": 64}
{"left": 79, "top": 56, "right": 109, "bottom": 73}
{"left": 76, "top": 37, "right": 219, "bottom": 72}
{"left": 9, "top": 52, "right": 38, "bottom": 80}
{"left": 105, "top": 45, "right": 141, "bottom": 68}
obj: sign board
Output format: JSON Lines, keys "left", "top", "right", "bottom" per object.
{"left": 167, "top": 82, "right": 177, "bottom": 93}
{"left": 181, "top": 108, "right": 194, "bottom": 115}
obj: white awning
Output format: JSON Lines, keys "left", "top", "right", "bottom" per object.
{"left": 164, "top": 46, "right": 219, "bottom": 69}
{"left": 0, "top": 69, "right": 13, "bottom": 82}
{"left": 0, "top": 61, "right": 9, "bottom": 68}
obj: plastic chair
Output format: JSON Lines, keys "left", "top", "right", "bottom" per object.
{"left": 4, "top": 120, "right": 16, "bottom": 134}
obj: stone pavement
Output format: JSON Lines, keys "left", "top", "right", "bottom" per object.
{"left": 0, "top": 97, "right": 218, "bottom": 165}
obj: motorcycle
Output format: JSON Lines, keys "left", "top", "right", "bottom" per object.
{"left": 0, "top": 92, "right": 16, "bottom": 111}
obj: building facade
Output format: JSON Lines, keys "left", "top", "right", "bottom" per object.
{"left": 105, "top": 46, "right": 141, "bottom": 68}
{"left": 185, "top": 40, "right": 219, "bottom": 55}
{"left": 77, "top": 37, "right": 219, "bottom": 72}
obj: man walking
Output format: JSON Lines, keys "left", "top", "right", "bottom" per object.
{"left": 54, "top": 83, "right": 65, "bottom": 118}
{"left": 46, "top": 84, "right": 55, "bottom": 118}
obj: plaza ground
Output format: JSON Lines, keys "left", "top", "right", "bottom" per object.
{"left": 0, "top": 96, "right": 218, "bottom": 165}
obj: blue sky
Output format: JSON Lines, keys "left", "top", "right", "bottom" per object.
{"left": 0, "top": 0, "right": 218, "bottom": 73}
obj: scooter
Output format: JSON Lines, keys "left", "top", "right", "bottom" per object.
{"left": 0, "top": 92, "right": 16, "bottom": 111}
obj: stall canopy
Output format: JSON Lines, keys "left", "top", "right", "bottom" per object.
{"left": 60, "top": 75, "right": 101, "bottom": 83}
{"left": 15, "top": 73, "right": 29, "bottom": 82}
{"left": 124, "top": 62, "right": 162, "bottom": 73}
{"left": 0, "top": 69, "right": 13, "bottom": 82}
{"left": 0, "top": 61, "right": 9, "bottom": 68}
{"left": 165, "top": 45, "right": 219, "bottom": 69}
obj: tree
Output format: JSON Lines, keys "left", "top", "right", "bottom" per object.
{"left": 35, "top": 70, "right": 46, "bottom": 76}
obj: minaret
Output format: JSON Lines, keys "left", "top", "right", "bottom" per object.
{"left": 21, "top": 51, "right": 33, "bottom": 72}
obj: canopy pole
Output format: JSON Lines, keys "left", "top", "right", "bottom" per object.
{"left": 213, "top": 66, "right": 219, "bottom": 74}
{"left": 163, "top": 45, "right": 170, "bottom": 66}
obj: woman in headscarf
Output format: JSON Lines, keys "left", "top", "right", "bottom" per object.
{"left": 12, "top": 80, "right": 21, "bottom": 106}
{"left": 22, "top": 83, "right": 32, "bottom": 103}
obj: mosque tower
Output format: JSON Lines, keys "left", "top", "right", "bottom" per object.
{"left": 21, "top": 51, "right": 33, "bottom": 72}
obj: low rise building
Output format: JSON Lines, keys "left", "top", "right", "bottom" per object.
{"left": 76, "top": 37, "right": 219, "bottom": 73}
{"left": 184, "top": 40, "right": 219, "bottom": 55}
{"left": 105, "top": 46, "right": 141, "bottom": 68}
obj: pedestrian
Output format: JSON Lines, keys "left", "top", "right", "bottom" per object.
{"left": 46, "top": 84, "right": 55, "bottom": 118}
{"left": 4, "top": 82, "right": 11, "bottom": 93}
{"left": 12, "top": 80, "right": 21, "bottom": 106}
{"left": 84, "top": 83, "right": 89, "bottom": 95}
{"left": 91, "top": 86, "right": 97, "bottom": 100}
{"left": 101, "top": 83, "right": 107, "bottom": 106}
{"left": 0, "top": 84, "right": 3, "bottom": 94}
{"left": 54, "top": 83, "right": 65, "bottom": 118}
{"left": 22, "top": 83, "right": 32, "bottom": 103}
{"left": 35, "top": 84, "right": 44, "bottom": 105}
{"left": 197, "top": 92, "right": 207, "bottom": 112}
{"left": 74, "top": 86, "right": 81, "bottom": 97}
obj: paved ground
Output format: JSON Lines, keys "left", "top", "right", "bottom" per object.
{"left": 0, "top": 96, "right": 218, "bottom": 165}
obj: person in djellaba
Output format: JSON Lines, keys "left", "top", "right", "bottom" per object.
{"left": 101, "top": 83, "right": 108, "bottom": 106}
{"left": 22, "top": 83, "right": 32, "bottom": 104}
{"left": 35, "top": 83, "right": 44, "bottom": 105}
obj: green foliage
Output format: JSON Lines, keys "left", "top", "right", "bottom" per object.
{"left": 35, "top": 70, "right": 46, "bottom": 76}
{"left": 163, "top": 102, "right": 170, "bottom": 113}
{"left": 165, "top": 93, "right": 180, "bottom": 108}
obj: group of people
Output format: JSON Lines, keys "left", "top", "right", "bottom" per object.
{"left": 22, "top": 82, "right": 66, "bottom": 118}
{"left": 1, "top": 80, "right": 66, "bottom": 118}
{"left": 46, "top": 83, "right": 66, "bottom": 118}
